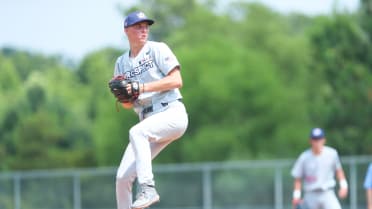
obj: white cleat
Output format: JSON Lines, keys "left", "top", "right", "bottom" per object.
{"left": 131, "top": 184, "right": 160, "bottom": 209}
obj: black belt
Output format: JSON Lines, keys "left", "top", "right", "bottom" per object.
{"left": 142, "top": 99, "right": 183, "bottom": 115}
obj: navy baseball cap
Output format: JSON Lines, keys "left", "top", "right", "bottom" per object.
{"left": 310, "top": 128, "right": 325, "bottom": 140}
{"left": 124, "top": 11, "right": 154, "bottom": 28}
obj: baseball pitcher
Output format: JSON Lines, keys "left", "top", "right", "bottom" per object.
{"left": 109, "top": 11, "right": 188, "bottom": 209}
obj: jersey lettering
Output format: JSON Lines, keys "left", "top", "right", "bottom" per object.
{"left": 124, "top": 58, "right": 155, "bottom": 79}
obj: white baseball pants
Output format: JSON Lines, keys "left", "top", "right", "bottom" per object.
{"left": 303, "top": 190, "right": 342, "bottom": 209}
{"left": 115, "top": 101, "right": 188, "bottom": 209}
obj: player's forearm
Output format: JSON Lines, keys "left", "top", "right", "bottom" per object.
{"left": 293, "top": 178, "right": 302, "bottom": 200}
{"left": 367, "top": 189, "right": 372, "bottom": 209}
{"left": 336, "top": 168, "right": 345, "bottom": 180}
{"left": 336, "top": 169, "right": 348, "bottom": 199}
{"left": 336, "top": 169, "right": 348, "bottom": 188}
{"left": 143, "top": 68, "right": 182, "bottom": 93}
{"left": 293, "top": 178, "right": 302, "bottom": 191}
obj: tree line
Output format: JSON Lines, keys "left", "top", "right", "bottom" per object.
{"left": 0, "top": 0, "right": 371, "bottom": 171}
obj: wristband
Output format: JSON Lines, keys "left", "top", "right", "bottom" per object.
{"left": 339, "top": 179, "right": 348, "bottom": 188}
{"left": 293, "top": 190, "right": 301, "bottom": 199}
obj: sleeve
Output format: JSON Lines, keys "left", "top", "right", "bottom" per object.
{"left": 333, "top": 149, "right": 342, "bottom": 171}
{"left": 154, "top": 42, "right": 180, "bottom": 75}
{"left": 364, "top": 163, "right": 372, "bottom": 189}
{"left": 113, "top": 57, "right": 122, "bottom": 77}
{"left": 291, "top": 154, "right": 304, "bottom": 178}
{"left": 113, "top": 54, "right": 129, "bottom": 77}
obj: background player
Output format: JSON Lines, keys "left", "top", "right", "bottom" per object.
{"left": 364, "top": 163, "right": 372, "bottom": 209}
{"left": 112, "top": 11, "right": 188, "bottom": 209}
{"left": 291, "top": 128, "right": 348, "bottom": 209}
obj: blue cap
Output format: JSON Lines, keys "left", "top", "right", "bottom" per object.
{"left": 124, "top": 11, "right": 154, "bottom": 28}
{"left": 310, "top": 128, "right": 325, "bottom": 139}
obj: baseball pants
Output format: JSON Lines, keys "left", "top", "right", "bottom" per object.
{"left": 115, "top": 101, "right": 188, "bottom": 209}
{"left": 302, "top": 189, "right": 342, "bottom": 209}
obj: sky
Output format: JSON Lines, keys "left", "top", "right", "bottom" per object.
{"left": 0, "top": 0, "right": 360, "bottom": 61}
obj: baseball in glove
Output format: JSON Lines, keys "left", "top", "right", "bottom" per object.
{"left": 108, "top": 75, "right": 141, "bottom": 104}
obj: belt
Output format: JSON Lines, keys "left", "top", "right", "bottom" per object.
{"left": 310, "top": 187, "right": 333, "bottom": 193}
{"left": 142, "top": 99, "right": 183, "bottom": 115}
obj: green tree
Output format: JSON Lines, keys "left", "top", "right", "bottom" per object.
{"left": 1, "top": 0, "right": 372, "bottom": 171}
{"left": 77, "top": 48, "right": 138, "bottom": 166}
{"left": 147, "top": 1, "right": 313, "bottom": 162}
{"left": 307, "top": 14, "right": 372, "bottom": 154}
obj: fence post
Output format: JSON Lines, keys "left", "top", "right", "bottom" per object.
{"left": 274, "top": 167, "right": 283, "bottom": 209}
{"left": 73, "top": 172, "right": 82, "bottom": 209}
{"left": 202, "top": 165, "right": 212, "bottom": 209}
{"left": 349, "top": 158, "right": 357, "bottom": 209}
{"left": 13, "top": 173, "right": 21, "bottom": 209}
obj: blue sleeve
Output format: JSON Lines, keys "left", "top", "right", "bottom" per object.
{"left": 364, "top": 163, "right": 372, "bottom": 189}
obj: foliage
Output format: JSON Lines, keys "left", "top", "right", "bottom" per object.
{"left": 0, "top": 0, "right": 371, "bottom": 171}
{"left": 307, "top": 13, "right": 372, "bottom": 154}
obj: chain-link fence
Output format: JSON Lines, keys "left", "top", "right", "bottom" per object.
{"left": 0, "top": 156, "right": 371, "bottom": 209}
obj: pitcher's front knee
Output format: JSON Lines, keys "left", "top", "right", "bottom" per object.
{"left": 129, "top": 125, "right": 147, "bottom": 142}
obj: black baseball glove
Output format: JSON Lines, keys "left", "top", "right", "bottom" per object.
{"left": 108, "top": 75, "right": 140, "bottom": 103}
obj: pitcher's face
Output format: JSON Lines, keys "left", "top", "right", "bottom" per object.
{"left": 125, "top": 22, "right": 150, "bottom": 45}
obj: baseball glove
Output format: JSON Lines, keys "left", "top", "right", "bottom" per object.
{"left": 108, "top": 75, "right": 140, "bottom": 103}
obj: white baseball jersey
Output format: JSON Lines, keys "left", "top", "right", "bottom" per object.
{"left": 113, "top": 41, "right": 182, "bottom": 117}
{"left": 291, "top": 146, "right": 342, "bottom": 192}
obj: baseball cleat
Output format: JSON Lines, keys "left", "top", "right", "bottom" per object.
{"left": 131, "top": 184, "right": 160, "bottom": 209}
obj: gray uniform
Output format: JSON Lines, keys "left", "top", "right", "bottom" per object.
{"left": 291, "top": 146, "right": 343, "bottom": 209}
{"left": 114, "top": 41, "right": 182, "bottom": 119}
{"left": 114, "top": 40, "right": 188, "bottom": 209}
